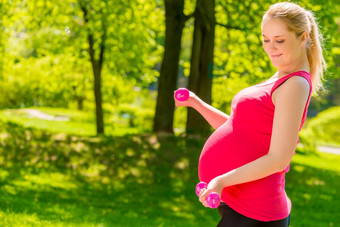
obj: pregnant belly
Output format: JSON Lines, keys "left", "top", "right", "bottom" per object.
{"left": 198, "top": 123, "right": 237, "bottom": 183}
{"left": 198, "top": 136, "right": 237, "bottom": 183}
{"left": 198, "top": 123, "right": 269, "bottom": 184}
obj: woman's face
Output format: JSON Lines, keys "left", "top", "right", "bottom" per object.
{"left": 261, "top": 17, "right": 306, "bottom": 70}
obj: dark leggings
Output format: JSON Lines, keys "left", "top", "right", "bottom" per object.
{"left": 217, "top": 203, "right": 290, "bottom": 227}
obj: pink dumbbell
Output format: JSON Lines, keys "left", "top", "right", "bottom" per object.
{"left": 174, "top": 88, "right": 189, "bottom": 101}
{"left": 195, "top": 182, "right": 221, "bottom": 209}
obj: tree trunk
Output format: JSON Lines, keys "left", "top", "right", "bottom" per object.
{"left": 77, "top": 96, "right": 84, "bottom": 110}
{"left": 187, "top": 0, "right": 215, "bottom": 135}
{"left": 92, "top": 60, "right": 104, "bottom": 134}
{"left": 80, "top": 1, "right": 106, "bottom": 135}
{"left": 153, "top": 0, "right": 186, "bottom": 133}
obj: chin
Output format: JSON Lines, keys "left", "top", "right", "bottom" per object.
{"left": 270, "top": 61, "right": 282, "bottom": 68}
{"left": 268, "top": 55, "right": 285, "bottom": 68}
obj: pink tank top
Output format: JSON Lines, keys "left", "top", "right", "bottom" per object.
{"left": 198, "top": 71, "right": 312, "bottom": 221}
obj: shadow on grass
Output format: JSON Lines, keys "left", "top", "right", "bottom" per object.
{"left": 0, "top": 120, "right": 218, "bottom": 226}
{"left": 0, "top": 119, "right": 339, "bottom": 226}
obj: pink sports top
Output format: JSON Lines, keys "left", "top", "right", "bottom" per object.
{"left": 198, "top": 71, "right": 312, "bottom": 221}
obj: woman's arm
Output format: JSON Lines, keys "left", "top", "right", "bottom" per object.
{"left": 175, "top": 91, "right": 229, "bottom": 130}
{"left": 199, "top": 76, "right": 310, "bottom": 207}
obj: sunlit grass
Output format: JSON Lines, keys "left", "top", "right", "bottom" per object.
{"left": 287, "top": 152, "right": 340, "bottom": 227}
{"left": 0, "top": 110, "right": 339, "bottom": 226}
{"left": 0, "top": 107, "right": 146, "bottom": 136}
{"left": 0, "top": 168, "right": 110, "bottom": 227}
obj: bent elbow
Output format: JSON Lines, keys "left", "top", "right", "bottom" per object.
{"left": 275, "top": 156, "right": 293, "bottom": 172}
{"left": 277, "top": 162, "right": 290, "bottom": 172}
{"left": 269, "top": 154, "right": 293, "bottom": 173}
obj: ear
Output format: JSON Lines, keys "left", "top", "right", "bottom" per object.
{"left": 300, "top": 31, "right": 309, "bottom": 47}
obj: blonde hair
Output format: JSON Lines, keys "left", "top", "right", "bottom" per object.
{"left": 263, "top": 2, "right": 327, "bottom": 93}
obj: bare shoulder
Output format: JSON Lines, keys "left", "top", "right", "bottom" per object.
{"left": 272, "top": 76, "right": 310, "bottom": 105}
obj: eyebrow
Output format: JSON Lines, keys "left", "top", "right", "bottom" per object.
{"left": 262, "top": 34, "right": 285, "bottom": 38}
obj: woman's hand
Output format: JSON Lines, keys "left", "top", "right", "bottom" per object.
{"left": 174, "top": 89, "right": 229, "bottom": 129}
{"left": 199, "top": 176, "right": 224, "bottom": 207}
{"left": 174, "top": 90, "right": 197, "bottom": 108}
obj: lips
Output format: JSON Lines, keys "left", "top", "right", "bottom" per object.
{"left": 271, "top": 54, "right": 282, "bottom": 58}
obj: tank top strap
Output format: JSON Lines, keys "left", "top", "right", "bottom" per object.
{"left": 270, "top": 71, "right": 312, "bottom": 131}
{"left": 271, "top": 71, "right": 312, "bottom": 95}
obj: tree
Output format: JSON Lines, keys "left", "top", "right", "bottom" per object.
{"left": 186, "top": 0, "right": 216, "bottom": 134}
{"left": 77, "top": 0, "right": 163, "bottom": 135}
{"left": 153, "top": 0, "right": 192, "bottom": 133}
{"left": 29, "top": 0, "right": 162, "bottom": 135}
{"left": 78, "top": 0, "right": 106, "bottom": 135}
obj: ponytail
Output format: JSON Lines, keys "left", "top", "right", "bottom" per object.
{"left": 305, "top": 11, "right": 327, "bottom": 93}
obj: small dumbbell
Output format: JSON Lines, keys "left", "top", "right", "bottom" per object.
{"left": 195, "top": 182, "right": 221, "bottom": 209}
{"left": 174, "top": 88, "right": 189, "bottom": 101}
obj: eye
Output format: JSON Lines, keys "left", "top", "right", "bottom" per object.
{"left": 276, "top": 40, "right": 285, "bottom": 43}
{"left": 263, "top": 40, "right": 270, "bottom": 43}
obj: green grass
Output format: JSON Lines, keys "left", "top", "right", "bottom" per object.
{"left": 287, "top": 153, "right": 340, "bottom": 227}
{"left": 0, "top": 107, "right": 146, "bottom": 136}
{"left": 0, "top": 108, "right": 339, "bottom": 226}
{"left": 0, "top": 119, "right": 218, "bottom": 226}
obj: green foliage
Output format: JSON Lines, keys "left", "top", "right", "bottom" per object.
{"left": 0, "top": 0, "right": 163, "bottom": 111}
{"left": 174, "top": 106, "right": 188, "bottom": 135}
{"left": 0, "top": 0, "right": 339, "bottom": 133}
{"left": 115, "top": 104, "right": 154, "bottom": 130}
{"left": 296, "top": 134, "right": 319, "bottom": 154}
{"left": 76, "top": 0, "right": 163, "bottom": 79}
{"left": 101, "top": 75, "right": 137, "bottom": 106}
{"left": 0, "top": 55, "right": 93, "bottom": 109}
{"left": 301, "top": 106, "right": 340, "bottom": 146}
{"left": 212, "top": 72, "right": 250, "bottom": 113}
{"left": 213, "top": 0, "right": 276, "bottom": 83}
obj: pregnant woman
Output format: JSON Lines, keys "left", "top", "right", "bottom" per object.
{"left": 175, "top": 2, "right": 326, "bottom": 227}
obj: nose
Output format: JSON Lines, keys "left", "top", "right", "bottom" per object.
{"left": 269, "top": 42, "right": 277, "bottom": 51}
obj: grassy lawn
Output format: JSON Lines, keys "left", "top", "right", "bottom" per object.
{"left": 0, "top": 107, "right": 151, "bottom": 137}
{"left": 0, "top": 108, "right": 339, "bottom": 226}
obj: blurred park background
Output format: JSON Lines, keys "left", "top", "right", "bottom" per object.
{"left": 0, "top": 0, "right": 339, "bottom": 226}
